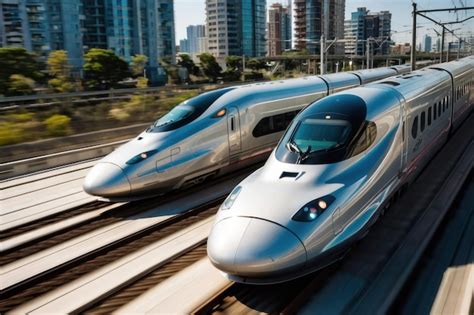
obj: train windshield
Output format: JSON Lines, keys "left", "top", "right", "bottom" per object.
{"left": 275, "top": 94, "right": 370, "bottom": 164}
{"left": 148, "top": 87, "right": 234, "bottom": 132}
{"left": 290, "top": 118, "right": 352, "bottom": 153}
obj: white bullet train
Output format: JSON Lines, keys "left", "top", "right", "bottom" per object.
{"left": 83, "top": 65, "right": 412, "bottom": 199}
{"left": 207, "top": 57, "right": 473, "bottom": 284}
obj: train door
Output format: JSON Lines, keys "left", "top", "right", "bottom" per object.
{"left": 227, "top": 107, "right": 241, "bottom": 155}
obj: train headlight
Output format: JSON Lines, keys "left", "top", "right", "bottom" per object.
{"left": 292, "top": 195, "right": 335, "bottom": 222}
{"left": 126, "top": 150, "right": 158, "bottom": 165}
{"left": 221, "top": 186, "right": 242, "bottom": 210}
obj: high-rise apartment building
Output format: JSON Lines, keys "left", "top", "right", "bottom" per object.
{"left": 294, "top": 0, "right": 345, "bottom": 55}
{"left": 1, "top": 0, "right": 176, "bottom": 83}
{"left": 206, "top": 0, "right": 266, "bottom": 62}
{"left": 268, "top": 2, "right": 291, "bottom": 56}
{"left": 186, "top": 24, "right": 205, "bottom": 54}
{"left": 180, "top": 39, "right": 189, "bottom": 53}
{"left": 344, "top": 7, "right": 391, "bottom": 56}
{"left": 423, "top": 34, "right": 432, "bottom": 52}
{"left": 0, "top": 0, "right": 31, "bottom": 49}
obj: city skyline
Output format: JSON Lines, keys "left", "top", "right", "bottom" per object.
{"left": 175, "top": 0, "right": 473, "bottom": 46}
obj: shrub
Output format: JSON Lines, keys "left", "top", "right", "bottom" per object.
{"left": 44, "top": 114, "right": 72, "bottom": 136}
{"left": 0, "top": 122, "right": 24, "bottom": 146}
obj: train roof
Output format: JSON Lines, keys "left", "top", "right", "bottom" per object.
{"left": 211, "top": 76, "right": 329, "bottom": 110}
{"left": 368, "top": 67, "right": 452, "bottom": 102}
{"left": 428, "top": 58, "right": 473, "bottom": 78}
{"left": 349, "top": 67, "right": 398, "bottom": 84}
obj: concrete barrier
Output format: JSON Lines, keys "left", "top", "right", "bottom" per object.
{"left": 0, "top": 123, "right": 149, "bottom": 164}
{"left": 0, "top": 139, "right": 128, "bottom": 180}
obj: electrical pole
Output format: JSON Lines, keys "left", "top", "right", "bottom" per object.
{"left": 440, "top": 27, "right": 445, "bottom": 62}
{"left": 446, "top": 40, "right": 450, "bottom": 62}
{"left": 320, "top": 34, "right": 325, "bottom": 74}
{"left": 366, "top": 38, "right": 371, "bottom": 69}
{"left": 457, "top": 38, "right": 461, "bottom": 59}
{"left": 411, "top": 2, "right": 417, "bottom": 71}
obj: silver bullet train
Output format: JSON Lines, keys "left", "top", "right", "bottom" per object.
{"left": 83, "top": 65, "right": 412, "bottom": 199}
{"left": 207, "top": 57, "right": 474, "bottom": 284}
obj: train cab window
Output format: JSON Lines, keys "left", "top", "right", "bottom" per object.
{"left": 428, "top": 107, "right": 432, "bottom": 126}
{"left": 252, "top": 110, "right": 300, "bottom": 138}
{"left": 420, "top": 112, "right": 426, "bottom": 132}
{"left": 275, "top": 94, "right": 371, "bottom": 165}
{"left": 412, "top": 116, "right": 418, "bottom": 139}
{"left": 148, "top": 87, "right": 235, "bottom": 132}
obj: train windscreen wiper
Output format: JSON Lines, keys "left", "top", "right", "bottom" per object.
{"left": 286, "top": 141, "right": 311, "bottom": 164}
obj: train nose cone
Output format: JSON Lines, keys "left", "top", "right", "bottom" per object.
{"left": 208, "top": 217, "right": 306, "bottom": 277}
{"left": 83, "top": 162, "right": 131, "bottom": 197}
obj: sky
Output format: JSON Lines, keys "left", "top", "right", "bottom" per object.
{"left": 174, "top": 0, "right": 473, "bottom": 46}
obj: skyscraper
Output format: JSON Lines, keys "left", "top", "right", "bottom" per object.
{"left": 206, "top": 0, "right": 266, "bottom": 61}
{"left": 1, "top": 0, "right": 176, "bottom": 83}
{"left": 268, "top": 2, "right": 291, "bottom": 56}
{"left": 423, "top": 34, "right": 432, "bottom": 52}
{"left": 0, "top": 0, "right": 31, "bottom": 49}
{"left": 344, "top": 7, "right": 391, "bottom": 56}
{"left": 180, "top": 38, "right": 189, "bottom": 53}
{"left": 186, "top": 24, "right": 205, "bottom": 54}
{"left": 294, "top": 0, "right": 345, "bottom": 55}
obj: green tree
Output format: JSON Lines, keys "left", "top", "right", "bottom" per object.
{"left": 246, "top": 58, "right": 267, "bottom": 71}
{"left": 131, "top": 54, "right": 148, "bottom": 77}
{"left": 8, "top": 74, "right": 35, "bottom": 95}
{"left": 198, "top": 53, "right": 222, "bottom": 82}
{"left": 178, "top": 54, "right": 200, "bottom": 76}
{"left": 225, "top": 55, "right": 242, "bottom": 71}
{"left": 47, "top": 50, "right": 75, "bottom": 92}
{"left": 160, "top": 56, "right": 180, "bottom": 84}
{"left": 0, "top": 47, "right": 43, "bottom": 96}
{"left": 83, "top": 49, "right": 131, "bottom": 89}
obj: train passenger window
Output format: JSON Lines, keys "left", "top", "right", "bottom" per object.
{"left": 433, "top": 103, "right": 437, "bottom": 120}
{"left": 420, "top": 112, "right": 426, "bottom": 132}
{"left": 438, "top": 102, "right": 442, "bottom": 115}
{"left": 348, "top": 121, "right": 377, "bottom": 157}
{"left": 252, "top": 110, "right": 300, "bottom": 138}
{"left": 428, "top": 107, "right": 432, "bottom": 126}
{"left": 412, "top": 116, "right": 418, "bottom": 139}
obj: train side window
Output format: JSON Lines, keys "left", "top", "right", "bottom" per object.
{"left": 428, "top": 107, "right": 432, "bottom": 126}
{"left": 252, "top": 110, "right": 299, "bottom": 138}
{"left": 438, "top": 102, "right": 441, "bottom": 115}
{"left": 412, "top": 116, "right": 418, "bottom": 139}
{"left": 433, "top": 103, "right": 437, "bottom": 120}
{"left": 420, "top": 112, "right": 426, "bottom": 132}
{"left": 446, "top": 96, "right": 449, "bottom": 109}
{"left": 349, "top": 121, "right": 377, "bottom": 157}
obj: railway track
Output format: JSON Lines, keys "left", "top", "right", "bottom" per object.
{"left": 0, "top": 163, "right": 261, "bottom": 313}
{"left": 194, "top": 115, "right": 474, "bottom": 314}
{"left": 2, "top": 115, "right": 472, "bottom": 314}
